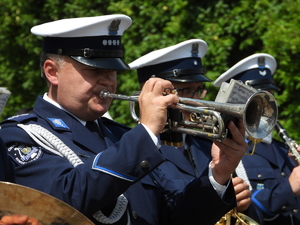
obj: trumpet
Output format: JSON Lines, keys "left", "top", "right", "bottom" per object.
{"left": 100, "top": 89, "right": 277, "bottom": 144}
{"left": 275, "top": 121, "right": 300, "bottom": 164}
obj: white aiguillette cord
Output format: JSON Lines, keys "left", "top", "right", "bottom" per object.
{"left": 235, "top": 160, "right": 252, "bottom": 191}
{"left": 17, "top": 123, "right": 129, "bottom": 224}
{"left": 17, "top": 123, "right": 83, "bottom": 167}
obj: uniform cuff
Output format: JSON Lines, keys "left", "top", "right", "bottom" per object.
{"left": 140, "top": 123, "right": 160, "bottom": 149}
{"left": 208, "top": 161, "right": 230, "bottom": 198}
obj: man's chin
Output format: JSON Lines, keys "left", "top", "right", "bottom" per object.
{"left": 94, "top": 105, "right": 110, "bottom": 116}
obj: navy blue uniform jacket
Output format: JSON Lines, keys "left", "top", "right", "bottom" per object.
{"left": 159, "top": 135, "right": 264, "bottom": 224}
{"left": 0, "top": 137, "right": 15, "bottom": 182}
{"left": 0, "top": 96, "right": 236, "bottom": 225}
{"left": 242, "top": 140, "right": 300, "bottom": 225}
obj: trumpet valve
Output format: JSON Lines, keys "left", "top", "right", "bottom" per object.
{"left": 162, "top": 89, "right": 178, "bottom": 96}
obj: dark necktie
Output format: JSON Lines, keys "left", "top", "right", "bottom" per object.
{"left": 86, "top": 121, "right": 104, "bottom": 139}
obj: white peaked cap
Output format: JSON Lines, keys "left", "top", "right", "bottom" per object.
{"left": 214, "top": 53, "right": 277, "bottom": 88}
{"left": 129, "top": 39, "right": 207, "bottom": 69}
{"left": 31, "top": 14, "right": 132, "bottom": 37}
{"left": 30, "top": 14, "right": 132, "bottom": 70}
{"left": 129, "top": 39, "right": 211, "bottom": 83}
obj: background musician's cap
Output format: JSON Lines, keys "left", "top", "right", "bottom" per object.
{"left": 214, "top": 53, "right": 279, "bottom": 91}
{"left": 31, "top": 14, "right": 132, "bottom": 70}
{"left": 129, "top": 39, "right": 211, "bottom": 83}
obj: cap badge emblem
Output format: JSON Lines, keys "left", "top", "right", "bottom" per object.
{"left": 257, "top": 56, "right": 265, "bottom": 69}
{"left": 259, "top": 70, "right": 267, "bottom": 76}
{"left": 191, "top": 43, "right": 199, "bottom": 57}
{"left": 109, "top": 19, "right": 121, "bottom": 35}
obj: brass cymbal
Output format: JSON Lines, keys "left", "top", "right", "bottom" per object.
{"left": 0, "top": 182, "right": 94, "bottom": 225}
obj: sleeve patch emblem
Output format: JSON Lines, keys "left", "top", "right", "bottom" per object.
{"left": 7, "top": 143, "right": 43, "bottom": 165}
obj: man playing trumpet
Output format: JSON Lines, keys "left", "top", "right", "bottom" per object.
{"left": 129, "top": 39, "right": 263, "bottom": 224}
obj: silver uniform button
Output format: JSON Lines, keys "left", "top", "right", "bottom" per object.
{"left": 140, "top": 160, "right": 149, "bottom": 168}
{"left": 293, "top": 209, "right": 299, "bottom": 214}
{"left": 258, "top": 174, "right": 262, "bottom": 178}
{"left": 281, "top": 172, "right": 286, "bottom": 177}
{"left": 282, "top": 206, "right": 287, "bottom": 210}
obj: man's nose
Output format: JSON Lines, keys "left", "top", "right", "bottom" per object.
{"left": 98, "top": 70, "right": 116, "bottom": 85}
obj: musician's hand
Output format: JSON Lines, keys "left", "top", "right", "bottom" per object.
{"left": 232, "top": 177, "right": 251, "bottom": 212}
{"left": 0, "top": 214, "right": 40, "bottom": 225}
{"left": 288, "top": 152, "right": 299, "bottom": 165}
{"left": 139, "top": 78, "right": 179, "bottom": 136}
{"left": 297, "top": 144, "right": 300, "bottom": 154}
{"left": 211, "top": 119, "right": 248, "bottom": 185}
{"left": 288, "top": 165, "right": 300, "bottom": 196}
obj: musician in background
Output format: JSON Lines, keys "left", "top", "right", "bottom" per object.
{"left": 129, "top": 39, "right": 263, "bottom": 224}
{"left": 214, "top": 53, "right": 300, "bottom": 225}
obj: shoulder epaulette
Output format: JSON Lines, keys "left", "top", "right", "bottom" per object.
{"left": 1, "top": 113, "right": 37, "bottom": 125}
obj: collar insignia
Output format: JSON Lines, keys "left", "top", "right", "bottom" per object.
{"left": 48, "top": 118, "right": 70, "bottom": 129}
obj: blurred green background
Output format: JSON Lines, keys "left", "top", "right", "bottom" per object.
{"left": 1, "top": 0, "right": 300, "bottom": 141}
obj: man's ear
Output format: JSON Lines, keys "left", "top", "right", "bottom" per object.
{"left": 44, "top": 59, "right": 59, "bottom": 85}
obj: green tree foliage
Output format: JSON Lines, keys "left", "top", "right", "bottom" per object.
{"left": 1, "top": 0, "right": 300, "bottom": 141}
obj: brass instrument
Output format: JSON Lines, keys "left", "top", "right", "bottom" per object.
{"left": 216, "top": 209, "right": 259, "bottom": 225}
{"left": 275, "top": 121, "right": 300, "bottom": 164}
{"left": 100, "top": 89, "right": 277, "bottom": 143}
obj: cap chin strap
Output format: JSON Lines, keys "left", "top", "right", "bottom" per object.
{"left": 154, "top": 68, "right": 207, "bottom": 79}
{"left": 17, "top": 123, "right": 129, "bottom": 224}
{"left": 45, "top": 48, "right": 124, "bottom": 58}
{"left": 58, "top": 48, "right": 123, "bottom": 58}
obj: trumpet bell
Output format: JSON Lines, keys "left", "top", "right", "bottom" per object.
{"left": 244, "top": 91, "right": 277, "bottom": 140}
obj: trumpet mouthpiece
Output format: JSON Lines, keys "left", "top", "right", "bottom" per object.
{"left": 99, "top": 90, "right": 110, "bottom": 100}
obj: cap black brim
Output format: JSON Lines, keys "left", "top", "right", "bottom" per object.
{"left": 71, "top": 56, "right": 130, "bottom": 70}
{"left": 252, "top": 83, "right": 280, "bottom": 91}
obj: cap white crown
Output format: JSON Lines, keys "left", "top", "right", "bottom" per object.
{"left": 214, "top": 53, "right": 277, "bottom": 87}
{"left": 31, "top": 14, "right": 132, "bottom": 37}
{"left": 129, "top": 39, "right": 208, "bottom": 69}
